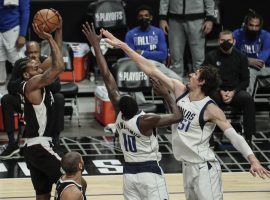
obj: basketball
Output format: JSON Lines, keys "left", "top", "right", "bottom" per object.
{"left": 33, "top": 9, "right": 61, "bottom": 33}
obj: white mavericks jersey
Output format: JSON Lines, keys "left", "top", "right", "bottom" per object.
{"left": 116, "top": 111, "right": 161, "bottom": 163}
{"left": 172, "top": 91, "right": 218, "bottom": 163}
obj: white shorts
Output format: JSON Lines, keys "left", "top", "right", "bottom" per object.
{"left": 0, "top": 25, "right": 24, "bottom": 64}
{"left": 182, "top": 161, "right": 223, "bottom": 200}
{"left": 123, "top": 161, "right": 169, "bottom": 200}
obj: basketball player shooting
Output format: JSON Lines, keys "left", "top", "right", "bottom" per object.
{"left": 101, "top": 29, "right": 270, "bottom": 200}
{"left": 18, "top": 22, "right": 64, "bottom": 200}
{"left": 82, "top": 22, "right": 182, "bottom": 200}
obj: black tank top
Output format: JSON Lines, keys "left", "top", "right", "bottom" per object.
{"left": 19, "top": 82, "right": 56, "bottom": 138}
{"left": 55, "top": 178, "right": 86, "bottom": 200}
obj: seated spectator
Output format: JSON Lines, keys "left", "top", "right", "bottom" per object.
{"left": 233, "top": 9, "right": 270, "bottom": 95}
{"left": 55, "top": 152, "right": 87, "bottom": 200}
{"left": 204, "top": 30, "right": 255, "bottom": 146}
{"left": 0, "top": 40, "right": 64, "bottom": 159}
{"left": 125, "top": 5, "right": 167, "bottom": 63}
{"left": 124, "top": 5, "right": 181, "bottom": 105}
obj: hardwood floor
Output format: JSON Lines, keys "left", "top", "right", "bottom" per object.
{"left": 0, "top": 172, "right": 269, "bottom": 200}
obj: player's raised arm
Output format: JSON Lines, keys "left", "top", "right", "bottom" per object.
{"left": 139, "top": 77, "right": 183, "bottom": 136}
{"left": 23, "top": 23, "right": 64, "bottom": 101}
{"left": 82, "top": 22, "right": 121, "bottom": 113}
{"left": 205, "top": 103, "right": 270, "bottom": 179}
{"left": 40, "top": 9, "right": 63, "bottom": 71}
{"left": 102, "top": 29, "right": 186, "bottom": 98}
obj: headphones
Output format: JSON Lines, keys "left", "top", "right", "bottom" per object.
{"left": 243, "top": 9, "right": 263, "bottom": 30}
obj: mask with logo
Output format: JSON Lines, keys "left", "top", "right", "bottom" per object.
{"left": 245, "top": 29, "right": 260, "bottom": 41}
{"left": 220, "top": 40, "right": 233, "bottom": 52}
{"left": 138, "top": 18, "right": 151, "bottom": 31}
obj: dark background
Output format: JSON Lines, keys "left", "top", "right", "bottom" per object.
{"left": 28, "top": 0, "right": 270, "bottom": 42}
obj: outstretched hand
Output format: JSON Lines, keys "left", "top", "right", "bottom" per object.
{"left": 250, "top": 161, "right": 270, "bottom": 179}
{"left": 82, "top": 22, "right": 102, "bottom": 47}
{"left": 102, "top": 29, "right": 123, "bottom": 48}
{"left": 32, "top": 23, "right": 52, "bottom": 40}
{"left": 151, "top": 77, "right": 169, "bottom": 97}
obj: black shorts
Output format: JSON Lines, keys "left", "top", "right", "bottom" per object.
{"left": 23, "top": 144, "right": 62, "bottom": 195}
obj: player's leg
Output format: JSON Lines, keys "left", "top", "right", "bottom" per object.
{"left": 186, "top": 19, "right": 205, "bottom": 72}
{"left": 195, "top": 161, "right": 223, "bottom": 200}
{"left": 5, "top": 26, "right": 24, "bottom": 65}
{"left": 230, "top": 91, "right": 256, "bottom": 146}
{"left": 123, "top": 174, "right": 140, "bottom": 200}
{"left": 24, "top": 144, "right": 62, "bottom": 199}
{"left": 0, "top": 94, "right": 21, "bottom": 158}
{"left": 137, "top": 172, "right": 169, "bottom": 200}
{"left": 168, "top": 18, "right": 186, "bottom": 77}
{"left": 0, "top": 32, "right": 7, "bottom": 84}
{"left": 182, "top": 162, "right": 197, "bottom": 200}
{"left": 24, "top": 147, "right": 52, "bottom": 200}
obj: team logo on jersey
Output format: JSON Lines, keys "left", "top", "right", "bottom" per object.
{"left": 178, "top": 108, "right": 196, "bottom": 132}
{"left": 116, "top": 122, "right": 141, "bottom": 138}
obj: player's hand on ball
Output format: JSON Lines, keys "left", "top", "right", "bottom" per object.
{"left": 32, "top": 23, "right": 53, "bottom": 40}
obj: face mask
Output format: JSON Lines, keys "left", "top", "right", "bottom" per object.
{"left": 220, "top": 40, "right": 233, "bottom": 52}
{"left": 245, "top": 29, "right": 259, "bottom": 40}
{"left": 138, "top": 18, "right": 151, "bottom": 31}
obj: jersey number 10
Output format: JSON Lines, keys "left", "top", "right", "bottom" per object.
{"left": 123, "top": 134, "right": 137, "bottom": 152}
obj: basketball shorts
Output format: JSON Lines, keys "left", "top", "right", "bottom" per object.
{"left": 23, "top": 143, "right": 62, "bottom": 195}
{"left": 123, "top": 161, "right": 169, "bottom": 200}
{"left": 182, "top": 161, "right": 223, "bottom": 200}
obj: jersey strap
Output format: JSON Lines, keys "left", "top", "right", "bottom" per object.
{"left": 199, "top": 99, "right": 215, "bottom": 130}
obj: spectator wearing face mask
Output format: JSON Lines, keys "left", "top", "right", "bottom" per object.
{"left": 233, "top": 9, "right": 270, "bottom": 95}
{"left": 125, "top": 5, "right": 167, "bottom": 63}
{"left": 204, "top": 30, "right": 256, "bottom": 147}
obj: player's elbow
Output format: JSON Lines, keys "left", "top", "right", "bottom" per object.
{"left": 55, "top": 59, "right": 65, "bottom": 74}
{"left": 171, "top": 112, "right": 183, "bottom": 124}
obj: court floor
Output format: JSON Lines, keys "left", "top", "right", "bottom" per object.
{"left": 0, "top": 173, "right": 269, "bottom": 200}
